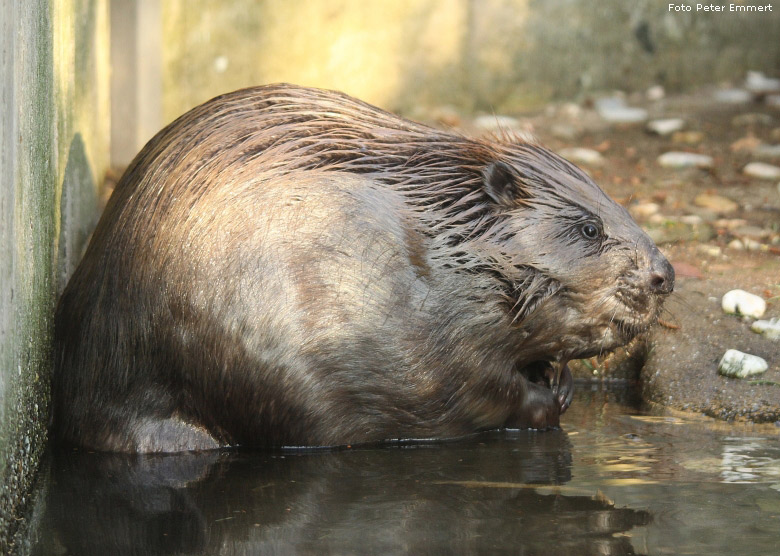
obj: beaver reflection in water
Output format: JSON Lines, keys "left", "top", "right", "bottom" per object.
{"left": 53, "top": 84, "right": 674, "bottom": 452}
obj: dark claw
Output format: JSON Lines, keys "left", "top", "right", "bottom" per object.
{"left": 552, "top": 363, "right": 574, "bottom": 415}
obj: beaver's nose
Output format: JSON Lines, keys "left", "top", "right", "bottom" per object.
{"left": 648, "top": 252, "right": 675, "bottom": 295}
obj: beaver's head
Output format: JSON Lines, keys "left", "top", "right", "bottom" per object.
{"left": 473, "top": 145, "right": 674, "bottom": 362}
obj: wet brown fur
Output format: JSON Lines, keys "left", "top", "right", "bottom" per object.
{"left": 53, "top": 84, "right": 673, "bottom": 452}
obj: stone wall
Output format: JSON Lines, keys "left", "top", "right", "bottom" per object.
{"left": 0, "top": 1, "right": 109, "bottom": 551}
{"left": 161, "top": 0, "right": 780, "bottom": 122}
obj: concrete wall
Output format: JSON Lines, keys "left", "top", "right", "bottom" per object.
{"left": 161, "top": 0, "right": 780, "bottom": 124}
{"left": 0, "top": 1, "right": 109, "bottom": 550}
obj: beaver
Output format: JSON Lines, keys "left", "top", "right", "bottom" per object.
{"left": 53, "top": 84, "right": 674, "bottom": 452}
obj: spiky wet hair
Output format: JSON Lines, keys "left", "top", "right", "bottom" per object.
{"left": 133, "top": 83, "right": 613, "bottom": 323}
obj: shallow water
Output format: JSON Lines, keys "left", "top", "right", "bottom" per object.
{"left": 25, "top": 386, "right": 780, "bottom": 555}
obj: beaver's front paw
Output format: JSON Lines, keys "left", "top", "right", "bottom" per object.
{"left": 553, "top": 362, "right": 574, "bottom": 414}
{"left": 506, "top": 382, "right": 560, "bottom": 430}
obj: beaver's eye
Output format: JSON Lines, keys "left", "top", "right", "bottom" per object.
{"left": 580, "top": 222, "right": 601, "bottom": 240}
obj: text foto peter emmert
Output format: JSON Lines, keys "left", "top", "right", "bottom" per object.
{"left": 669, "top": 3, "right": 773, "bottom": 11}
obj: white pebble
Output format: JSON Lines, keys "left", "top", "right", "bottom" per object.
{"left": 743, "top": 162, "right": 780, "bottom": 180}
{"left": 558, "top": 147, "right": 604, "bottom": 166}
{"left": 728, "top": 239, "right": 745, "bottom": 250}
{"left": 745, "top": 71, "right": 780, "bottom": 94}
{"left": 646, "top": 85, "right": 666, "bottom": 101}
{"left": 647, "top": 118, "right": 685, "bottom": 136}
{"left": 657, "top": 151, "right": 714, "bottom": 169}
{"left": 718, "top": 349, "right": 768, "bottom": 378}
{"left": 722, "top": 289, "right": 766, "bottom": 318}
{"left": 595, "top": 97, "right": 648, "bottom": 123}
{"left": 714, "top": 89, "right": 752, "bottom": 104}
{"left": 751, "top": 318, "right": 780, "bottom": 340}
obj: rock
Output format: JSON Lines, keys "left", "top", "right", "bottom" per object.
{"left": 743, "top": 238, "right": 765, "bottom": 251}
{"left": 732, "top": 113, "right": 774, "bottom": 127}
{"left": 474, "top": 114, "right": 521, "bottom": 131}
{"left": 595, "top": 97, "right": 648, "bottom": 124}
{"left": 628, "top": 202, "right": 660, "bottom": 219}
{"left": 672, "top": 131, "right": 705, "bottom": 145}
{"left": 644, "top": 219, "right": 713, "bottom": 244}
{"left": 728, "top": 239, "right": 745, "bottom": 250}
{"left": 767, "top": 95, "right": 780, "bottom": 107}
{"left": 658, "top": 151, "right": 714, "bottom": 169}
{"left": 697, "top": 244, "right": 722, "bottom": 257}
{"left": 679, "top": 214, "right": 704, "bottom": 225}
{"left": 745, "top": 71, "right": 780, "bottom": 95}
{"left": 647, "top": 118, "right": 685, "bottom": 136}
{"left": 730, "top": 134, "right": 762, "bottom": 152}
{"left": 694, "top": 193, "right": 738, "bottom": 213}
{"left": 751, "top": 318, "right": 780, "bottom": 340}
{"left": 559, "top": 147, "right": 603, "bottom": 166}
{"left": 743, "top": 162, "right": 780, "bottom": 180}
{"left": 754, "top": 144, "right": 780, "bottom": 159}
{"left": 722, "top": 289, "right": 766, "bottom": 318}
{"left": 550, "top": 123, "right": 580, "bottom": 140}
{"left": 734, "top": 225, "right": 771, "bottom": 240}
{"left": 646, "top": 85, "right": 665, "bottom": 101}
{"left": 718, "top": 349, "right": 769, "bottom": 378}
{"left": 714, "top": 88, "right": 752, "bottom": 104}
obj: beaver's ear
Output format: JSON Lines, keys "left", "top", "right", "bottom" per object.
{"left": 482, "top": 161, "right": 524, "bottom": 206}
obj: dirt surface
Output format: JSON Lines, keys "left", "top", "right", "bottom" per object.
{"left": 476, "top": 86, "right": 780, "bottom": 424}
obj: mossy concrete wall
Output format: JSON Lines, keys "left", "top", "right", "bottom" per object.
{"left": 161, "top": 0, "right": 780, "bottom": 122}
{"left": 0, "top": 1, "right": 109, "bottom": 551}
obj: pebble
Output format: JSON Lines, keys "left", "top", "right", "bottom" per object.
{"left": 550, "top": 123, "right": 580, "bottom": 140}
{"left": 629, "top": 202, "right": 660, "bottom": 219}
{"left": 558, "top": 147, "right": 604, "bottom": 166}
{"left": 728, "top": 238, "right": 745, "bottom": 250}
{"left": 734, "top": 225, "right": 770, "bottom": 240}
{"left": 767, "top": 95, "right": 780, "bottom": 107}
{"left": 647, "top": 118, "right": 685, "bottom": 135}
{"left": 595, "top": 97, "right": 648, "bottom": 124}
{"left": 754, "top": 144, "right": 780, "bottom": 159}
{"left": 722, "top": 289, "right": 766, "bottom": 318}
{"left": 718, "top": 349, "right": 768, "bottom": 379}
{"left": 697, "top": 244, "right": 722, "bottom": 257}
{"left": 474, "top": 115, "right": 521, "bottom": 131}
{"left": 559, "top": 103, "right": 583, "bottom": 119}
{"left": 742, "top": 238, "right": 765, "bottom": 251}
{"left": 714, "top": 88, "right": 752, "bottom": 104}
{"left": 743, "top": 162, "right": 780, "bottom": 180}
{"left": 672, "top": 130, "right": 705, "bottom": 145}
{"left": 646, "top": 85, "right": 666, "bottom": 101}
{"left": 730, "top": 135, "right": 762, "bottom": 152}
{"left": 751, "top": 318, "right": 780, "bottom": 340}
{"left": 732, "top": 113, "right": 774, "bottom": 127}
{"left": 657, "top": 151, "right": 714, "bottom": 169}
{"left": 745, "top": 71, "right": 780, "bottom": 94}
{"left": 693, "top": 193, "right": 738, "bottom": 213}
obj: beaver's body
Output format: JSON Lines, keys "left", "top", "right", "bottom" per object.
{"left": 53, "top": 85, "right": 673, "bottom": 452}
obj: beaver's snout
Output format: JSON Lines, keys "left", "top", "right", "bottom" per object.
{"left": 648, "top": 251, "right": 675, "bottom": 296}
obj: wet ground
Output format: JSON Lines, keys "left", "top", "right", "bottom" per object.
{"left": 22, "top": 387, "right": 780, "bottom": 555}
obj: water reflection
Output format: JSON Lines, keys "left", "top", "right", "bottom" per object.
{"left": 30, "top": 429, "right": 650, "bottom": 555}
{"left": 720, "top": 437, "right": 780, "bottom": 487}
